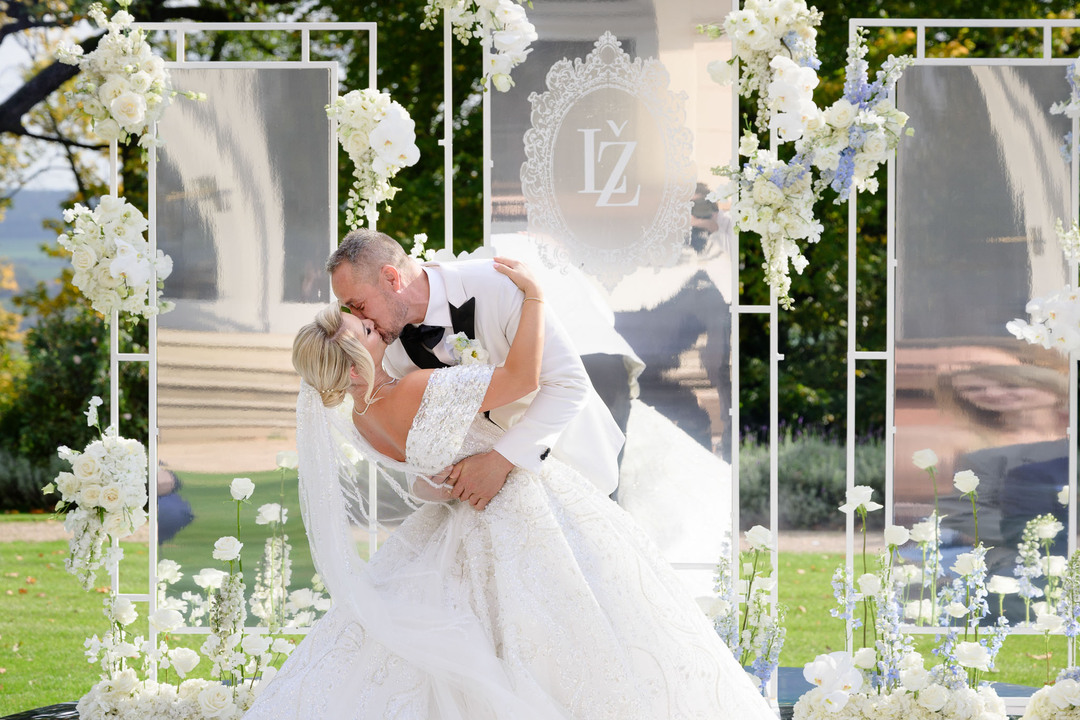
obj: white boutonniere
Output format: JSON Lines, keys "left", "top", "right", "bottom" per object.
{"left": 448, "top": 332, "right": 489, "bottom": 365}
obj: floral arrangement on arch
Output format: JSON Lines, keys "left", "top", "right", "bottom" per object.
{"left": 421, "top": 0, "right": 536, "bottom": 92}
{"left": 58, "top": 196, "right": 174, "bottom": 320}
{"left": 57, "top": 0, "right": 202, "bottom": 148}
{"left": 702, "top": 4, "right": 912, "bottom": 309}
{"left": 326, "top": 88, "right": 421, "bottom": 230}
{"left": 44, "top": 397, "right": 148, "bottom": 590}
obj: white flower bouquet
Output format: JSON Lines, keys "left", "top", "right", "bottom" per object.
{"left": 45, "top": 397, "right": 148, "bottom": 589}
{"left": 421, "top": 0, "right": 536, "bottom": 92}
{"left": 448, "top": 332, "right": 489, "bottom": 365}
{"left": 700, "top": 0, "right": 822, "bottom": 127}
{"left": 799, "top": 29, "right": 911, "bottom": 203}
{"left": 57, "top": 196, "right": 173, "bottom": 320}
{"left": 715, "top": 136, "right": 821, "bottom": 309}
{"left": 1007, "top": 286, "right": 1080, "bottom": 355}
{"left": 325, "top": 88, "right": 420, "bottom": 229}
{"left": 57, "top": 0, "right": 200, "bottom": 148}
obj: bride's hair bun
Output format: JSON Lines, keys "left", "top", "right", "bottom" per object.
{"left": 292, "top": 305, "right": 377, "bottom": 409}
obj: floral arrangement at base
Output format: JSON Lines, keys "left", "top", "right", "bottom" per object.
{"left": 57, "top": 196, "right": 173, "bottom": 320}
{"left": 57, "top": 0, "right": 202, "bottom": 148}
{"left": 420, "top": 0, "right": 536, "bottom": 91}
{"left": 325, "top": 88, "right": 420, "bottom": 230}
{"left": 43, "top": 397, "right": 148, "bottom": 589}
{"left": 707, "top": 524, "right": 786, "bottom": 696}
{"left": 74, "top": 469, "right": 332, "bottom": 719}
{"left": 793, "top": 451, "right": 1012, "bottom": 720}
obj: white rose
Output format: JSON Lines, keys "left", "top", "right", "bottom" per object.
{"left": 857, "top": 573, "right": 881, "bottom": 596}
{"left": 824, "top": 98, "right": 857, "bottom": 128}
{"left": 1059, "top": 485, "right": 1070, "bottom": 506}
{"left": 955, "top": 641, "right": 990, "bottom": 670}
{"left": 98, "top": 484, "right": 124, "bottom": 513}
{"left": 149, "top": 607, "right": 184, "bottom": 633}
{"left": 94, "top": 118, "right": 122, "bottom": 142}
{"left": 110, "top": 92, "right": 147, "bottom": 129}
{"left": 72, "top": 453, "right": 103, "bottom": 484}
{"left": 744, "top": 525, "right": 773, "bottom": 552}
{"left": 276, "top": 450, "right": 299, "bottom": 470}
{"left": 904, "top": 599, "right": 932, "bottom": 621}
{"left": 71, "top": 246, "right": 98, "bottom": 273}
{"left": 212, "top": 536, "right": 243, "bottom": 562}
{"left": 909, "top": 517, "right": 937, "bottom": 544}
{"left": 256, "top": 503, "right": 287, "bottom": 526}
{"left": 900, "top": 666, "right": 930, "bottom": 691}
{"left": 157, "top": 559, "right": 183, "bottom": 584}
{"left": 952, "top": 552, "right": 984, "bottom": 577}
{"left": 55, "top": 472, "right": 79, "bottom": 499}
{"left": 884, "top": 525, "right": 909, "bottom": 546}
{"left": 707, "top": 59, "right": 736, "bottom": 85}
{"left": 1036, "top": 613, "right": 1065, "bottom": 633}
{"left": 1043, "top": 555, "right": 1068, "bottom": 577}
{"left": 751, "top": 178, "right": 786, "bottom": 207}
{"left": 917, "top": 683, "right": 948, "bottom": 712}
{"left": 946, "top": 602, "right": 969, "bottom": 619}
{"left": 78, "top": 484, "right": 103, "bottom": 508}
{"left": 111, "top": 597, "right": 138, "bottom": 625}
{"left": 342, "top": 130, "right": 368, "bottom": 157}
{"left": 230, "top": 477, "right": 255, "bottom": 501}
{"left": 952, "top": 470, "right": 980, "bottom": 494}
{"left": 1037, "top": 520, "right": 1064, "bottom": 540}
{"left": 986, "top": 575, "right": 1019, "bottom": 595}
{"left": 168, "top": 647, "right": 200, "bottom": 678}
{"left": 197, "top": 684, "right": 235, "bottom": 718}
{"left": 839, "top": 485, "right": 883, "bottom": 514}
{"left": 194, "top": 567, "right": 227, "bottom": 589}
{"left": 912, "top": 449, "right": 938, "bottom": 470}
{"left": 862, "top": 131, "right": 889, "bottom": 158}
{"left": 852, "top": 647, "right": 877, "bottom": 669}
{"left": 241, "top": 634, "right": 271, "bottom": 656}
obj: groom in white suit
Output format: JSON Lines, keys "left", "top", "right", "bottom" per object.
{"left": 328, "top": 228, "right": 624, "bottom": 509}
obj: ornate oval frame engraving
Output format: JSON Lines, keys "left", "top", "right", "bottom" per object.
{"left": 521, "top": 32, "right": 695, "bottom": 288}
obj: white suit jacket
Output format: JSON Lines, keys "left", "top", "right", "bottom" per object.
{"left": 383, "top": 259, "right": 624, "bottom": 494}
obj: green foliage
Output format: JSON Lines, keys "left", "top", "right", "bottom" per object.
{"left": 0, "top": 307, "right": 148, "bottom": 472}
{"left": 739, "top": 432, "right": 886, "bottom": 531}
{"left": 0, "top": 448, "right": 65, "bottom": 512}
{"left": 737, "top": 1, "right": 1080, "bottom": 439}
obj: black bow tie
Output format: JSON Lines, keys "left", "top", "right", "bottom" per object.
{"left": 398, "top": 298, "right": 477, "bottom": 370}
{"left": 399, "top": 323, "right": 447, "bottom": 369}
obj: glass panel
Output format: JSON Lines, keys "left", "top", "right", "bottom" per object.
{"left": 895, "top": 65, "right": 1071, "bottom": 624}
{"left": 154, "top": 66, "right": 333, "bottom": 624}
{"left": 490, "top": 0, "right": 735, "bottom": 597}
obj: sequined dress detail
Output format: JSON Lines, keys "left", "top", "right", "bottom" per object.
{"left": 244, "top": 364, "right": 775, "bottom": 719}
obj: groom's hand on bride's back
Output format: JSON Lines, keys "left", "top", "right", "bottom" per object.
{"left": 448, "top": 450, "right": 514, "bottom": 510}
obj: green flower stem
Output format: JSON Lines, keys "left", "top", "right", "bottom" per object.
{"left": 929, "top": 467, "right": 939, "bottom": 625}
{"left": 969, "top": 492, "right": 979, "bottom": 548}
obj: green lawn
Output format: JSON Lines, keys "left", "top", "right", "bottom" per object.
{"left": 1, "top": 539, "right": 1066, "bottom": 714}
{"left": 159, "top": 469, "right": 321, "bottom": 601}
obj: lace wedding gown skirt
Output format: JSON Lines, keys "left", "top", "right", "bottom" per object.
{"left": 244, "top": 366, "right": 774, "bottom": 719}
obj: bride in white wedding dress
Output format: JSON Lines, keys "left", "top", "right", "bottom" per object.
{"left": 242, "top": 259, "right": 775, "bottom": 720}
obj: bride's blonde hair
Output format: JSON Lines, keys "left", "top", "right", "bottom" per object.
{"left": 292, "top": 305, "right": 376, "bottom": 409}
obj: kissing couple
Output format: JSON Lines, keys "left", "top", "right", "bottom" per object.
{"left": 242, "top": 228, "right": 774, "bottom": 719}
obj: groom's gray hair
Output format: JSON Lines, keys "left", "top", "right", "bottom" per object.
{"left": 326, "top": 228, "right": 412, "bottom": 282}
